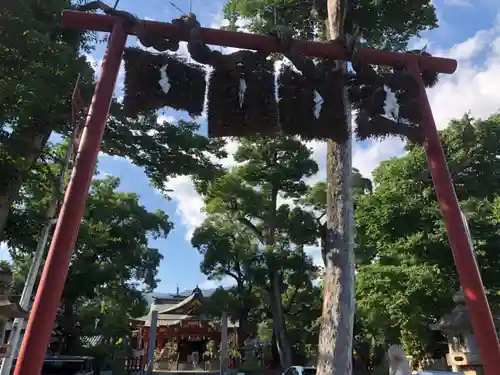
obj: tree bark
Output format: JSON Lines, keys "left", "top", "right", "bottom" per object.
{"left": 236, "top": 280, "right": 250, "bottom": 345}
{"left": 267, "top": 267, "right": 293, "bottom": 369}
{"left": 265, "top": 182, "right": 293, "bottom": 370}
{"left": 60, "top": 296, "right": 80, "bottom": 355}
{"left": 316, "top": 0, "right": 356, "bottom": 375}
{"left": 0, "top": 128, "right": 51, "bottom": 240}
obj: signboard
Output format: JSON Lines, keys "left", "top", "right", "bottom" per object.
{"left": 182, "top": 320, "right": 202, "bottom": 328}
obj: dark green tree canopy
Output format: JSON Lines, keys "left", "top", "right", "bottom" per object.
{"left": 222, "top": 0, "right": 437, "bottom": 50}
{"left": 355, "top": 113, "right": 500, "bottom": 355}
{"left": 0, "top": 0, "right": 226, "bottom": 241}
{"left": 6, "top": 141, "right": 171, "bottom": 353}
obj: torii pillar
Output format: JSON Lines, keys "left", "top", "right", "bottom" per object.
{"left": 12, "top": 10, "right": 500, "bottom": 375}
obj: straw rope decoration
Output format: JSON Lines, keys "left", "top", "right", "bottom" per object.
{"left": 77, "top": 1, "right": 440, "bottom": 144}
{"left": 274, "top": 25, "right": 348, "bottom": 142}
{"left": 122, "top": 48, "right": 206, "bottom": 118}
{"left": 348, "top": 47, "right": 440, "bottom": 144}
{"left": 78, "top": 1, "right": 206, "bottom": 118}
{"left": 183, "top": 14, "right": 278, "bottom": 137}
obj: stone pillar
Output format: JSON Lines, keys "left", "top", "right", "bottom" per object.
{"left": 0, "top": 267, "right": 28, "bottom": 359}
{"left": 146, "top": 301, "right": 158, "bottom": 375}
{"left": 220, "top": 312, "right": 228, "bottom": 375}
{"left": 430, "top": 289, "right": 496, "bottom": 375}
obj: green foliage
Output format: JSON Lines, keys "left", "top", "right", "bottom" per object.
{"left": 194, "top": 136, "right": 323, "bottom": 367}
{"left": 202, "top": 137, "right": 319, "bottom": 248}
{"left": 0, "top": 260, "right": 10, "bottom": 273}
{"left": 222, "top": 0, "right": 437, "bottom": 50}
{"left": 355, "top": 113, "right": 500, "bottom": 356}
{"left": 204, "top": 339, "right": 217, "bottom": 360}
{"left": 102, "top": 112, "right": 228, "bottom": 194}
{"left": 195, "top": 113, "right": 500, "bottom": 362}
{"left": 6, "top": 141, "right": 170, "bottom": 353}
{"left": 0, "top": 0, "right": 95, "bottom": 189}
{"left": 0, "top": 0, "right": 226, "bottom": 243}
{"left": 257, "top": 320, "right": 274, "bottom": 341}
{"left": 356, "top": 264, "right": 452, "bottom": 356}
{"left": 192, "top": 216, "right": 263, "bottom": 339}
{"left": 192, "top": 215, "right": 262, "bottom": 284}
{"left": 0, "top": 0, "right": 94, "bottom": 129}
{"left": 237, "top": 354, "right": 264, "bottom": 375}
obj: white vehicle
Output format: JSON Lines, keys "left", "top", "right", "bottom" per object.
{"left": 282, "top": 366, "right": 462, "bottom": 375}
{"left": 282, "top": 366, "right": 317, "bottom": 375}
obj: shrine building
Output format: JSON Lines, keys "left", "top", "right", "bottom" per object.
{"left": 130, "top": 287, "right": 238, "bottom": 367}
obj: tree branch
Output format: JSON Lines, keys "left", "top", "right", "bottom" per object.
{"left": 284, "top": 287, "right": 300, "bottom": 315}
{"left": 224, "top": 269, "right": 240, "bottom": 283}
{"left": 238, "top": 217, "right": 264, "bottom": 244}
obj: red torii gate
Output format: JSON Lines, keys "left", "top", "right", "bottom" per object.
{"left": 13, "top": 10, "right": 500, "bottom": 375}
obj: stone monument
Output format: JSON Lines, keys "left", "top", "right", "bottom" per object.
{"left": 430, "top": 288, "right": 500, "bottom": 375}
{"left": 388, "top": 345, "right": 412, "bottom": 375}
{"left": 0, "top": 266, "right": 29, "bottom": 358}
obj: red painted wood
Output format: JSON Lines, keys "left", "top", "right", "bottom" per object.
{"left": 13, "top": 21, "right": 129, "bottom": 375}
{"left": 407, "top": 59, "right": 500, "bottom": 375}
{"left": 61, "top": 10, "right": 457, "bottom": 74}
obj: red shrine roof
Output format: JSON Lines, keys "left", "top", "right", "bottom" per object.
{"left": 133, "top": 287, "right": 238, "bottom": 328}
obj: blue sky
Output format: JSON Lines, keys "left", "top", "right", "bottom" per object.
{"left": 2, "top": 0, "right": 500, "bottom": 294}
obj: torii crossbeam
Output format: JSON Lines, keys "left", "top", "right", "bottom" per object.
{"left": 13, "top": 10, "right": 500, "bottom": 375}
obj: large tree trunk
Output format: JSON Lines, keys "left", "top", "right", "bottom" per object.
{"left": 0, "top": 128, "right": 51, "bottom": 239}
{"left": 316, "top": 1, "right": 356, "bottom": 375}
{"left": 60, "top": 296, "right": 80, "bottom": 354}
{"left": 266, "top": 184, "right": 293, "bottom": 370}
{"left": 267, "top": 267, "right": 293, "bottom": 369}
{"left": 236, "top": 280, "right": 251, "bottom": 345}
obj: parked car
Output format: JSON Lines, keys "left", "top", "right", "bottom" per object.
{"left": 282, "top": 365, "right": 317, "bottom": 375}
{"left": 283, "top": 366, "right": 464, "bottom": 375}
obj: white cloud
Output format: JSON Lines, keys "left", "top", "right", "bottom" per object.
{"left": 167, "top": 137, "right": 242, "bottom": 240}
{"left": 346, "top": 19, "right": 500, "bottom": 179}
{"left": 443, "top": 0, "right": 472, "bottom": 6}
{"left": 429, "top": 37, "right": 500, "bottom": 129}
{"left": 199, "top": 276, "right": 236, "bottom": 290}
{"left": 444, "top": 28, "right": 496, "bottom": 61}
{"left": 167, "top": 175, "right": 205, "bottom": 241}
{"left": 84, "top": 53, "right": 101, "bottom": 71}
{"left": 157, "top": 114, "right": 177, "bottom": 124}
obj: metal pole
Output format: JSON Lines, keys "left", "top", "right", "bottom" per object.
{"left": 407, "top": 60, "right": 500, "bottom": 375}
{"left": 1, "top": 111, "right": 77, "bottom": 375}
{"left": 145, "top": 305, "right": 158, "bottom": 375}
{"left": 13, "top": 21, "right": 128, "bottom": 375}
{"left": 0, "top": 220, "right": 54, "bottom": 375}
{"left": 220, "top": 312, "right": 228, "bottom": 375}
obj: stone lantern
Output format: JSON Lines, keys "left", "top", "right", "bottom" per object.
{"left": 0, "top": 266, "right": 29, "bottom": 358}
{"left": 430, "top": 289, "right": 499, "bottom": 375}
